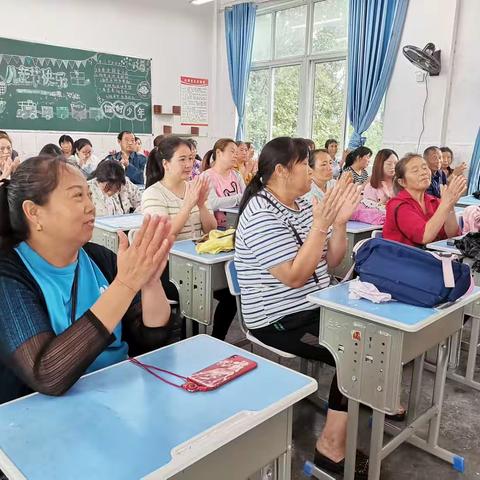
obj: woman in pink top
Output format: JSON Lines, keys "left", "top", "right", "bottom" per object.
{"left": 363, "top": 149, "right": 399, "bottom": 206}
{"left": 201, "top": 138, "right": 246, "bottom": 228}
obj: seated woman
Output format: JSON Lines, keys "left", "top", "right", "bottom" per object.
{"left": 235, "top": 137, "right": 368, "bottom": 478}
{"left": 187, "top": 138, "right": 202, "bottom": 180}
{"left": 58, "top": 134, "right": 74, "bottom": 159}
{"left": 235, "top": 141, "right": 255, "bottom": 184}
{"left": 363, "top": 149, "right": 398, "bottom": 206}
{"left": 0, "top": 132, "right": 20, "bottom": 181}
{"left": 201, "top": 138, "right": 245, "bottom": 228}
{"left": 304, "top": 148, "right": 336, "bottom": 202}
{"left": 73, "top": 138, "right": 99, "bottom": 177}
{"left": 383, "top": 153, "right": 465, "bottom": 246}
{"left": 342, "top": 146, "right": 372, "bottom": 185}
{"left": 142, "top": 136, "right": 237, "bottom": 341}
{"left": 350, "top": 149, "right": 398, "bottom": 225}
{"left": 88, "top": 160, "right": 141, "bottom": 217}
{"left": 0, "top": 156, "right": 173, "bottom": 405}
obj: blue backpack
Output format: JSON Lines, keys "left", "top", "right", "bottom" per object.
{"left": 354, "top": 238, "right": 472, "bottom": 308}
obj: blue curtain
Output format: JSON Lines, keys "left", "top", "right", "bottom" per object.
{"left": 347, "top": 0, "right": 409, "bottom": 149}
{"left": 467, "top": 127, "right": 480, "bottom": 194}
{"left": 225, "top": 2, "right": 257, "bottom": 141}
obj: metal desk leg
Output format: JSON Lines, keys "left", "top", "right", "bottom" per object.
{"left": 448, "top": 315, "right": 480, "bottom": 390}
{"left": 344, "top": 399, "right": 360, "bottom": 480}
{"left": 428, "top": 341, "right": 448, "bottom": 446}
{"left": 276, "top": 406, "right": 293, "bottom": 480}
{"left": 368, "top": 410, "right": 385, "bottom": 480}
{"left": 407, "top": 354, "right": 425, "bottom": 424}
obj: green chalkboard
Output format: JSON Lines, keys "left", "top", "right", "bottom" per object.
{"left": 0, "top": 37, "right": 152, "bottom": 133}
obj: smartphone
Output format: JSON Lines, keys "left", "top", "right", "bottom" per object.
{"left": 187, "top": 355, "right": 257, "bottom": 390}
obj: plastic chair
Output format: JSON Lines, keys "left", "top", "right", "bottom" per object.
{"left": 224, "top": 260, "right": 296, "bottom": 359}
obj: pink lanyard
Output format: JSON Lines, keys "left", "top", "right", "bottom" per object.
{"left": 129, "top": 357, "right": 207, "bottom": 392}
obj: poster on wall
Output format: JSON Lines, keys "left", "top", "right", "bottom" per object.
{"left": 180, "top": 76, "right": 208, "bottom": 127}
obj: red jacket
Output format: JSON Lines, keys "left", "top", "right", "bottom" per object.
{"left": 383, "top": 189, "right": 458, "bottom": 246}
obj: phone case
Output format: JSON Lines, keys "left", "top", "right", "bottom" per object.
{"left": 185, "top": 355, "right": 257, "bottom": 391}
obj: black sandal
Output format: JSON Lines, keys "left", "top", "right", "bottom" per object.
{"left": 314, "top": 449, "right": 369, "bottom": 479}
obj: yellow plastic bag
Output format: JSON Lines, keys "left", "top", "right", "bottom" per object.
{"left": 195, "top": 228, "right": 235, "bottom": 254}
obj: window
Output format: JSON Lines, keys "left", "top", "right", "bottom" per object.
{"left": 245, "top": 69, "right": 270, "bottom": 151}
{"left": 312, "top": 0, "right": 348, "bottom": 53}
{"left": 311, "top": 60, "right": 346, "bottom": 147}
{"left": 252, "top": 14, "right": 272, "bottom": 62}
{"left": 246, "top": 0, "right": 356, "bottom": 151}
{"left": 275, "top": 6, "right": 308, "bottom": 59}
{"left": 272, "top": 65, "right": 301, "bottom": 138}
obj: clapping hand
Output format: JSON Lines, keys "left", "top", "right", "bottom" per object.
{"left": 440, "top": 175, "right": 467, "bottom": 208}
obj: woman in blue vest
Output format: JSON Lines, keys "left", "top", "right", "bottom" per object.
{"left": 0, "top": 155, "right": 173, "bottom": 405}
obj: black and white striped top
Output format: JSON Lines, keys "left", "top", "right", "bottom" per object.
{"left": 234, "top": 189, "right": 330, "bottom": 330}
{"left": 342, "top": 166, "right": 369, "bottom": 185}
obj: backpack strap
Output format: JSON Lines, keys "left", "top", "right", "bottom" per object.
{"left": 256, "top": 193, "right": 320, "bottom": 285}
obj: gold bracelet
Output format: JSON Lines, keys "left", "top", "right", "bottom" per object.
{"left": 116, "top": 278, "right": 137, "bottom": 294}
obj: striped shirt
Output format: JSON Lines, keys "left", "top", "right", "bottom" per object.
{"left": 141, "top": 181, "right": 212, "bottom": 240}
{"left": 234, "top": 190, "right": 330, "bottom": 329}
{"left": 343, "top": 166, "right": 369, "bottom": 185}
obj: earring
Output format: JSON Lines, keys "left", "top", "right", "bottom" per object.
{"left": 36, "top": 223, "right": 43, "bottom": 232}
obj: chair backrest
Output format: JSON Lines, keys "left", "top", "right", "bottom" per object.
{"left": 224, "top": 260, "right": 241, "bottom": 296}
{"left": 224, "top": 260, "right": 248, "bottom": 335}
{"left": 371, "top": 229, "right": 383, "bottom": 239}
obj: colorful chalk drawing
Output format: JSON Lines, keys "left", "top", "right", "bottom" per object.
{"left": 0, "top": 37, "right": 152, "bottom": 132}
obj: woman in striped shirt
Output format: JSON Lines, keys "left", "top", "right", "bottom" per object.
{"left": 142, "top": 136, "right": 236, "bottom": 340}
{"left": 235, "top": 137, "right": 368, "bottom": 478}
{"left": 342, "top": 146, "right": 372, "bottom": 185}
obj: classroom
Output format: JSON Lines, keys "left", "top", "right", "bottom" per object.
{"left": 0, "top": 0, "right": 479, "bottom": 479}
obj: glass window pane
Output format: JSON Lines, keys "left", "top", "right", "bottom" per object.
{"left": 363, "top": 100, "right": 385, "bottom": 154}
{"left": 245, "top": 69, "right": 270, "bottom": 152}
{"left": 275, "top": 6, "right": 307, "bottom": 59}
{"left": 311, "top": 60, "right": 346, "bottom": 148}
{"left": 272, "top": 65, "right": 300, "bottom": 138}
{"left": 312, "top": 0, "right": 348, "bottom": 53}
{"left": 252, "top": 14, "right": 272, "bottom": 62}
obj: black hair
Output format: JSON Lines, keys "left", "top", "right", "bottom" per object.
{"left": 153, "top": 134, "right": 167, "bottom": 148}
{"left": 308, "top": 148, "right": 329, "bottom": 168}
{"left": 58, "top": 134, "right": 74, "bottom": 147}
{"left": 344, "top": 146, "right": 373, "bottom": 169}
{"left": 324, "top": 138, "right": 338, "bottom": 149}
{"left": 39, "top": 143, "right": 63, "bottom": 157}
{"left": 0, "top": 156, "right": 71, "bottom": 250}
{"left": 134, "top": 136, "right": 140, "bottom": 142}
{"left": 186, "top": 138, "right": 198, "bottom": 149}
{"left": 90, "top": 159, "right": 126, "bottom": 191}
{"left": 73, "top": 138, "right": 92, "bottom": 155}
{"left": 202, "top": 138, "right": 236, "bottom": 170}
{"left": 118, "top": 130, "right": 134, "bottom": 141}
{"left": 440, "top": 146, "right": 453, "bottom": 157}
{"left": 237, "top": 137, "right": 309, "bottom": 220}
{"left": 423, "top": 145, "right": 440, "bottom": 158}
{"left": 145, "top": 136, "right": 191, "bottom": 188}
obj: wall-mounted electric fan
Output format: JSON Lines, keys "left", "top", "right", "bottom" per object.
{"left": 403, "top": 43, "right": 441, "bottom": 76}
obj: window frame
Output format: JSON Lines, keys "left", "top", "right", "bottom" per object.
{"left": 247, "top": 0, "right": 349, "bottom": 149}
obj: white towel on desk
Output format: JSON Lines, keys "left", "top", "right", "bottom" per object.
{"left": 348, "top": 279, "right": 392, "bottom": 303}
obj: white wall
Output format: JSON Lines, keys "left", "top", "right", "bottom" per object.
{"left": 0, "top": 0, "right": 222, "bottom": 159}
{"left": 382, "top": 0, "right": 480, "bottom": 165}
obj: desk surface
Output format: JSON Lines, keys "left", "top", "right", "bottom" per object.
{"left": 307, "top": 281, "right": 480, "bottom": 332}
{"left": 94, "top": 213, "right": 144, "bottom": 232}
{"left": 457, "top": 195, "right": 480, "bottom": 207}
{"left": 346, "top": 221, "right": 383, "bottom": 234}
{"left": 0, "top": 335, "right": 316, "bottom": 480}
{"left": 170, "top": 239, "right": 235, "bottom": 264}
{"left": 426, "top": 237, "right": 463, "bottom": 255}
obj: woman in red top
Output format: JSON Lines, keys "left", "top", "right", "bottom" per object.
{"left": 384, "top": 153, "right": 465, "bottom": 246}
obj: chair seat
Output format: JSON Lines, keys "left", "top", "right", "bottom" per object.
{"left": 245, "top": 331, "right": 297, "bottom": 359}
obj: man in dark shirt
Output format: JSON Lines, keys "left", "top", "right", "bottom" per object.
{"left": 424, "top": 145, "right": 446, "bottom": 198}
{"left": 106, "top": 131, "right": 147, "bottom": 185}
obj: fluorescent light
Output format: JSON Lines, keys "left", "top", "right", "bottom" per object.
{"left": 190, "top": 0, "right": 214, "bottom": 5}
